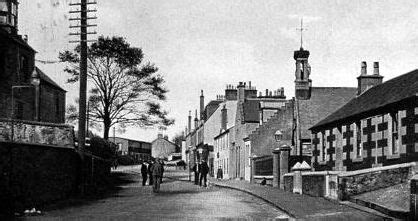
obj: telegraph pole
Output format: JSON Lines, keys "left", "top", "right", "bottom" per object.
{"left": 69, "top": 0, "right": 97, "bottom": 151}
{"left": 69, "top": 0, "right": 97, "bottom": 195}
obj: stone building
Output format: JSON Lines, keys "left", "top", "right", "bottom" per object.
{"left": 151, "top": 134, "right": 178, "bottom": 159}
{"left": 247, "top": 46, "right": 356, "bottom": 181}
{"left": 310, "top": 65, "right": 418, "bottom": 171}
{"left": 0, "top": 0, "right": 65, "bottom": 123}
{"left": 113, "top": 137, "right": 151, "bottom": 161}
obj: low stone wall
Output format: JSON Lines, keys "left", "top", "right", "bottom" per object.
{"left": 253, "top": 175, "right": 273, "bottom": 186}
{"left": 338, "top": 163, "right": 415, "bottom": 199}
{"left": 302, "top": 175, "right": 325, "bottom": 197}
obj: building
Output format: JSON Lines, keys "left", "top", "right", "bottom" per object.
{"left": 151, "top": 134, "right": 178, "bottom": 159}
{"left": 213, "top": 102, "right": 237, "bottom": 179}
{"left": 113, "top": 137, "right": 151, "bottom": 161}
{"left": 0, "top": 0, "right": 66, "bottom": 123}
{"left": 310, "top": 64, "right": 418, "bottom": 171}
{"left": 247, "top": 46, "right": 357, "bottom": 181}
{"left": 185, "top": 83, "right": 288, "bottom": 179}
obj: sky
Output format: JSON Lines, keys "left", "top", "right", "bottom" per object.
{"left": 18, "top": 0, "right": 418, "bottom": 142}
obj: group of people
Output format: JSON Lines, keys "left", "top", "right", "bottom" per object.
{"left": 192, "top": 160, "right": 210, "bottom": 187}
{"left": 140, "top": 159, "right": 165, "bottom": 193}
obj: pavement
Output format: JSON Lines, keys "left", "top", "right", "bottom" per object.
{"left": 163, "top": 168, "right": 396, "bottom": 221}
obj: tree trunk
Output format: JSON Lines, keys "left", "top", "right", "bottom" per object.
{"left": 103, "top": 119, "right": 111, "bottom": 140}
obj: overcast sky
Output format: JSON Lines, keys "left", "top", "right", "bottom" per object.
{"left": 18, "top": 0, "right": 418, "bottom": 142}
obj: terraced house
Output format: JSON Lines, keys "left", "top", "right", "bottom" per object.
{"left": 310, "top": 63, "right": 418, "bottom": 171}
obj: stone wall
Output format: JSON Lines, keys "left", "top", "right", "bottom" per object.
{"left": 338, "top": 164, "right": 412, "bottom": 199}
{"left": 302, "top": 175, "right": 325, "bottom": 197}
{"left": 0, "top": 119, "right": 74, "bottom": 147}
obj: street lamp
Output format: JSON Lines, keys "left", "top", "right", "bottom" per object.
{"left": 274, "top": 130, "right": 283, "bottom": 142}
{"left": 31, "top": 68, "right": 40, "bottom": 121}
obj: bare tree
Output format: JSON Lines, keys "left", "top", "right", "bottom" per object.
{"left": 60, "top": 36, "right": 174, "bottom": 140}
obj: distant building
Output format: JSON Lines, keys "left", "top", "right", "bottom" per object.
{"left": 310, "top": 65, "right": 418, "bottom": 171}
{"left": 113, "top": 137, "right": 151, "bottom": 161}
{"left": 151, "top": 134, "right": 178, "bottom": 159}
{"left": 0, "top": 1, "right": 65, "bottom": 123}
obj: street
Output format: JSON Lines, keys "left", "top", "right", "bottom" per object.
{"left": 26, "top": 168, "right": 288, "bottom": 220}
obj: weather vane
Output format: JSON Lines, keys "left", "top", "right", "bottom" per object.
{"left": 296, "top": 18, "right": 307, "bottom": 49}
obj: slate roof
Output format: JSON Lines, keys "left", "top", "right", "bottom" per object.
{"left": 298, "top": 87, "right": 357, "bottom": 139}
{"left": 312, "top": 70, "right": 418, "bottom": 130}
{"left": 243, "top": 99, "right": 260, "bottom": 123}
{"left": 36, "top": 67, "right": 66, "bottom": 92}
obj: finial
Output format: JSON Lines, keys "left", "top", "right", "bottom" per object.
{"left": 296, "top": 18, "right": 307, "bottom": 49}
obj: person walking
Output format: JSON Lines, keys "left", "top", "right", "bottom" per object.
{"left": 160, "top": 160, "right": 165, "bottom": 184}
{"left": 216, "top": 166, "right": 223, "bottom": 180}
{"left": 148, "top": 160, "right": 154, "bottom": 186}
{"left": 152, "top": 159, "right": 163, "bottom": 193}
{"left": 141, "top": 162, "right": 148, "bottom": 186}
{"left": 192, "top": 163, "right": 199, "bottom": 185}
{"left": 199, "top": 160, "right": 209, "bottom": 187}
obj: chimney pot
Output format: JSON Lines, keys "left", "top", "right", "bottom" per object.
{"left": 373, "top": 62, "right": 379, "bottom": 75}
{"left": 361, "top": 61, "right": 367, "bottom": 75}
{"left": 265, "top": 89, "right": 268, "bottom": 96}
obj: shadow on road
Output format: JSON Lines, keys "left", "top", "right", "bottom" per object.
{"left": 39, "top": 172, "right": 136, "bottom": 212}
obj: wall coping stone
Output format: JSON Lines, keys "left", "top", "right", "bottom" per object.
{"left": 254, "top": 175, "right": 273, "bottom": 179}
{"left": 339, "top": 162, "right": 416, "bottom": 177}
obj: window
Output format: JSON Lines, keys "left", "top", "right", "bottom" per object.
{"left": 320, "top": 132, "right": 326, "bottom": 162}
{"left": 390, "top": 112, "right": 400, "bottom": 155}
{"left": 355, "top": 121, "right": 362, "bottom": 158}
{"left": 0, "top": 0, "right": 7, "bottom": 12}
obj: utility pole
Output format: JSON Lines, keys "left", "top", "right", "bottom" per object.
{"left": 69, "top": 0, "right": 97, "bottom": 195}
{"left": 69, "top": 0, "right": 97, "bottom": 151}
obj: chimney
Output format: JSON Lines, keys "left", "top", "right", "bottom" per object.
{"left": 361, "top": 61, "right": 367, "bottom": 75}
{"left": 269, "top": 91, "right": 272, "bottom": 97}
{"left": 357, "top": 61, "right": 383, "bottom": 95}
{"left": 248, "top": 81, "right": 252, "bottom": 89}
{"left": 164, "top": 135, "right": 168, "bottom": 140}
{"left": 188, "top": 110, "right": 192, "bottom": 133}
{"left": 373, "top": 62, "right": 379, "bottom": 75}
{"left": 221, "top": 104, "right": 227, "bottom": 130}
{"left": 200, "top": 90, "right": 204, "bottom": 120}
{"left": 225, "top": 84, "right": 237, "bottom": 100}
{"left": 258, "top": 92, "right": 262, "bottom": 97}
{"left": 265, "top": 89, "right": 268, "bottom": 97}
{"left": 237, "top": 82, "right": 245, "bottom": 102}
{"left": 158, "top": 133, "right": 163, "bottom": 139}
{"left": 194, "top": 109, "right": 198, "bottom": 129}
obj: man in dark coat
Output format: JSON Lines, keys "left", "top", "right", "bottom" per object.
{"left": 192, "top": 163, "right": 199, "bottom": 185}
{"left": 141, "top": 162, "right": 148, "bottom": 186}
{"left": 152, "top": 159, "right": 163, "bottom": 193}
{"left": 199, "top": 160, "right": 209, "bottom": 187}
{"left": 148, "top": 161, "right": 154, "bottom": 185}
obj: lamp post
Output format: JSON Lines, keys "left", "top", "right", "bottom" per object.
{"left": 31, "top": 68, "right": 40, "bottom": 121}
{"left": 273, "top": 130, "right": 291, "bottom": 189}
